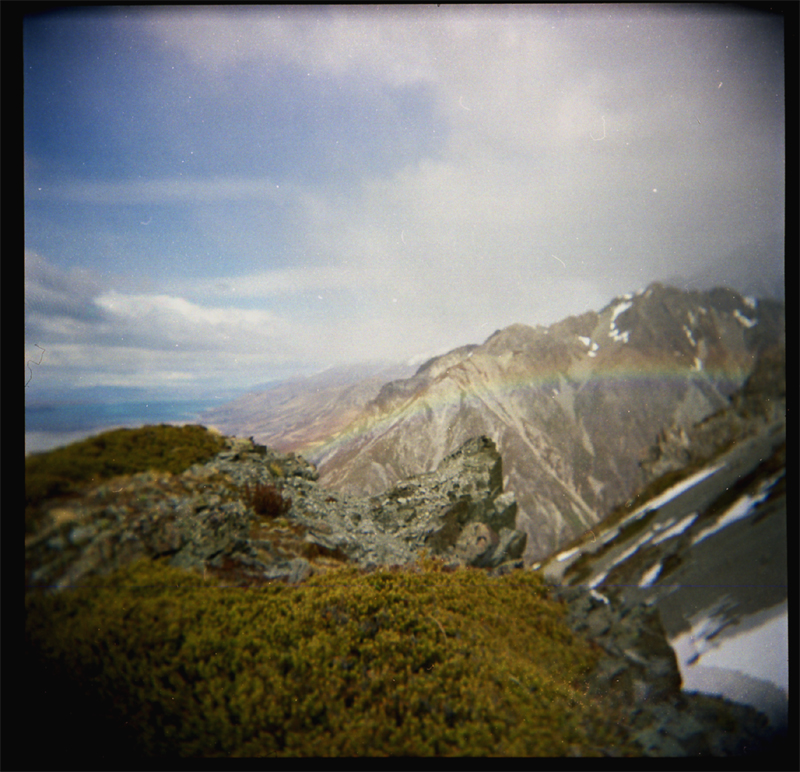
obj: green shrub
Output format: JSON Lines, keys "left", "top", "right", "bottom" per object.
{"left": 25, "top": 559, "right": 638, "bottom": 758}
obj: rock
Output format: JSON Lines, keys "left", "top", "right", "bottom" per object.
{"left": 454, "top": 521, "right": 498, "bottom": 566}
{"left": 487, "top": 491, "right": 518, "bottom": 532}
{"left": 262, "top": 558, "right": 311, "bottom": 585}
{"left": 489, "top": 527, "right": 527, "bottom": 567}
{"left": 25, "top": 434, "right": 527, "bottom": 591}
{"left": 488, "top": 559, "right": 525, "bottom": 578}
{"left": 145, "top": 519, "right": 184, "bottom": 556}
{"left": 552, "top": 584, "right": 781, "bottom": 756}
{"left": 25, "top": 428, "right": 785, "bottom": 756}
{"left": 453, "top": 524, "right": 526, "bottom": 569}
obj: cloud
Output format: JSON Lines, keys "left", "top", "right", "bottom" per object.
{"left": 24, "top": 7, "right": 784, "bottom": 402}
{"left": 24, "top": 252, "right": 309, "bottom": 392}
{"left": 25, "top": 250, "right": 107, "bottom": 324}
{"left": 27, "top": 176, "right": 292, "bottom": 206}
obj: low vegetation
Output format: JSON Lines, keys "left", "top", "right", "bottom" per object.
{"left": 25, "top": 424, "right": 226, "bottom": 533}
{"left": 243, "top": 481, "right": 292, "bottom": 518}
{"left": 25, "top": 558, "right": 639, "bottom": 758}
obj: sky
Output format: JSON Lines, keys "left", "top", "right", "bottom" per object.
{"left": 24, "top": 4, "right": 785, "bottom": 404}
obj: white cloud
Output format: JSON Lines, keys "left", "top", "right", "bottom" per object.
{"left": 90, "top": 290, "right": 291, "bottom": 351}
{"left": 25, "top": 8, "right": 783, "bottom": 400}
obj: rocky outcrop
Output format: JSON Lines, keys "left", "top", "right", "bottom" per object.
{"left": 640, "top": 340, "right": 786, "bottom": 482}
{"left": 554, "top": 586, "right": 779, "bottom": 756}
{"left": 365, "top": 436, "right": 524, "bottom": 567}
{"left": 25, "top": 434, "right": 526, "bottom": 592}
{"left": 538, "top": 413, "right": 787, "bottom": 757}
{"left": 24, "top": 426, "right": 786, "bottom": 757}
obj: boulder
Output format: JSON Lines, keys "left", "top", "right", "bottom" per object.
{"left": 489, "top": 527, "right": 527, "bottom": 567}
{"left": 454, "top": 521, "right": 498, "bottom": 566}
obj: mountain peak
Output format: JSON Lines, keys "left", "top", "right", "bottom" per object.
{"left": 204, "top": 285, "right": 784, "bottom": 562}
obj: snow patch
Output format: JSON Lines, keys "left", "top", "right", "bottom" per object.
{"left": 610, "top": 300, "right": 633, "bottom": 324}
{"left": 590, "top": 589, "right": 610, "bottom": 605}
{"left": 555, "top": 546, "right": 581, "bottom": 563}
{"left": 743, "top": 296, "right": 757, "bottom": 310}
{"left": 639, "top": 561, "right": 662, "bottom": 587}
{"left": 683, "top": 325, "right": 697, "bottom": 347}
{"left": 578, "top": 336, "right": 592, "bottom": 347}
{"left": 652, "top": 513, "right": 698, "bottom": 545}
{"left": 690, "top": 474, "right": 780, "bottom": 546}
{"left": 600, "top": 528, "right": 619, "bottom": 545}
{"left": 620, "top": 463, "right": 725, "bottom": 528}
{"left": 733, "top": 308, "right": 757, "bottom": 328}
{"left": 670, "top": 601, "right": 788, "bottom": 728}
{"left": 589, "top": 529, "right": 656, "bottom": 588}
{"left": 608, "top": 300, "right": 632, "bottom": 343}
{"left": 692, "top": 357, "right": 703, "bottom": 371}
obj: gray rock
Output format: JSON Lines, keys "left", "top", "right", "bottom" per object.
{"left": 488, "top": 491, "right": 518, "bottom": 532}
{"left": 454, "top": 521, "right": 498, "bottom": 566}
{"left": 26, "top": 434, "right": 528, "bottom": 592}
{"left": 263, "top": 558, "right": 311, "bottom": 585}
{"left": 488, "top": 527, "right": 527, "bottom": 568}
{"left": 68, "top": 524, "right": 97, "bottom": 547}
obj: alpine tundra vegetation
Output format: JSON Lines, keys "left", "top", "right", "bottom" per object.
{"left": 23, "top": 421, "right": 785, "bottom": 759}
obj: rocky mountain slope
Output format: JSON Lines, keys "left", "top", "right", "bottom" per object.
{"left": 277, "top": 284, "right": 784, "bottom": 562}
{"left": 541, "top": 412, "right": 787, "bottom": 742}
{"left": 23, "top": 423, "right": 787, "bottom": 759}
{"left": 25, "top": 432, "right": 527, "bottom": 593}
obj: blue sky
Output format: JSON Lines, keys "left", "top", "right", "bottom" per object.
{"left": 24, "top": 5, "right": 785, "bottom": 403}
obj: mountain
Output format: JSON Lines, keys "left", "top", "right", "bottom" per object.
{"left": 300, "top": 284, "right": 785, "bottom": 562}
{"left": 541, "top": 410, "right": 787, "bottom": 736}
{"left": 199, "top": 361, "right": 416, "bottom": 454}
{"left": 202, "top": 284, "right": 784, "bottom": 563}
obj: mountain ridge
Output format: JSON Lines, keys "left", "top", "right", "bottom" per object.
{"left": 202, "top": 283, "right": 784, "bottom": 562}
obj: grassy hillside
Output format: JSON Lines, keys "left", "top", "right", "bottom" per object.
{"left": 25, "top": 424, "right": 227, "bottom": 534}
{"left": 25, "top": 558, "right": 638, "bottom": 758}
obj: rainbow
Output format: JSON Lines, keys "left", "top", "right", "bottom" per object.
{"left": 302, "top": 345, "right": 751, "bottom": 466}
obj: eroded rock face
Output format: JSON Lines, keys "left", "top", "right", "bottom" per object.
{"left": 554, "top": 586, "right": 778, "bottom": 757}
{"left": 25, "top": 434, "right": 526, "bottom": 591}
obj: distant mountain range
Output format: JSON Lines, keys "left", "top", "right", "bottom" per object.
{"left": 200, "top": 283, "right": 785, "bottom": 562}
{"left": 199, "top": 361, "right": 417, "bottom": 454}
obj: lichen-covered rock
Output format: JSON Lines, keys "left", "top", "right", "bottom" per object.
{"left": 25, "top": 430, "right": 527, "bottom": 591}
{"left": 454, "top": 521, "right": 497, "bottom": 566}
{"left": 24, "top": 425, "right": 786, "bottom": 758}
